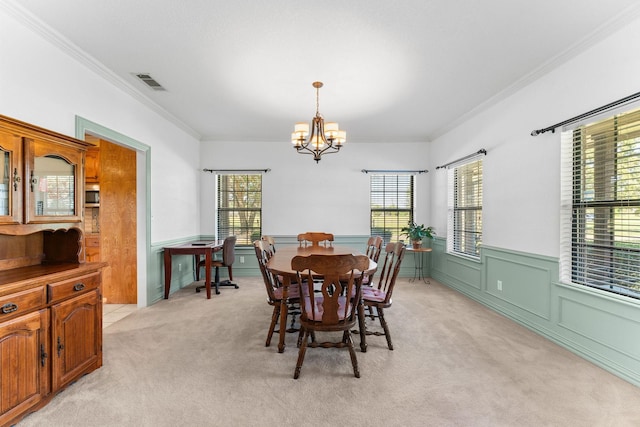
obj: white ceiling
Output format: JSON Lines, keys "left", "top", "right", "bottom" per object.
{"left": 10, "top": 0, "right": 640, "bottom": 143}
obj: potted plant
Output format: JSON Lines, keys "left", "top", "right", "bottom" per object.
{"left": 400, "top": 221, "right": 435, "bottom": 249}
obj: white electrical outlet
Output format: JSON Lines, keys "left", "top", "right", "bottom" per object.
{"left": 497, "top": 280, "right": 502, "bottom": 291}
{"left": 178, "top": 263, "right": 182, "bottom": 272}
{"left": 240, "top": 256, "right": 245, "bottom": 264}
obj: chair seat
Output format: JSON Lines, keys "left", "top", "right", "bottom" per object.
{"left": 198, "top": 258, "right": 223, "bottom": 268}
{"left": 362, "top": 286, "right": 387, "bottom": 302}
{"left": 273, "top": 284, "right": 300, "bottom": 300}
{"left": 301, "top": 296, "right": 353, "bottom": 322}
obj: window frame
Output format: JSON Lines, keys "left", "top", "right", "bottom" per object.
{"left": 447, "top": 158, "right": 483, "bottom": 259}
{"left": 217, "top": 174, "right": 262, "bottom": 246}
{"left": 560, "top": 107, "right": 640, "bottom": 299}
{"left": 369, "top": 174, "right": 415, "bottom": 245}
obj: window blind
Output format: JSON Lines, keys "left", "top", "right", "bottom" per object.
{"left": 217, "top": 174, "right": 262, "bottom": 245}
{"left": 370, "top": 174, "right": 414, "bottom": 244}
{"left": 41, "top": 173, "right": 75, "bottom": 216}
{"left": 447, "top": 159, "right": 483, "bottom": 258}
{"left": 560, "top": 108, "right": 640, "bottom": 298}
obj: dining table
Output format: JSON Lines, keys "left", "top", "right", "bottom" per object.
{"left": 266, "top": 245, "right": 377, "bottom": 353}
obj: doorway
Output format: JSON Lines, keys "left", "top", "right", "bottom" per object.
{"left": 77, "top": 115, "right": 150, "bottom": 307}
{"left": 84, "top": 137, "right": 137, "bottom": 304}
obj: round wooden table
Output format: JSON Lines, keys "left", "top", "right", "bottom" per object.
{"left": 267, "top": 245, "right": 376, "bottom": 353}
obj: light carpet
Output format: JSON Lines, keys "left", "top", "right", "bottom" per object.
{"left": 18, "top": 278, "right": 640, "bottom": 426}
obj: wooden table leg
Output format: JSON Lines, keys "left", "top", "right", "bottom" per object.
{"left": 194, "top": 254, "right": 201, "bottom": 281}
{"left": 205, "top": 249, "right": 212, "bottom": 299}
{"left": 163, "top": 249, "right": 172, "bottom": 299}
{"left": 357, "top": 297, "right": 367, "bottom": 352}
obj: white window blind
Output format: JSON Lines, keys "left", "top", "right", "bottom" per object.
{"left": 217, "top": 174, "right": 262, "bottom": 245}
{"left": 370, "top": 174, "right": 414, "bottom": 244}
{"left": 447, "top": 158, "right": 483, "bottom": 258}
{"left": 560, "top": 108, "right": 640, "bottom": 299}
{"left": 38, "top": 173, "right": 75, "bottom": 216}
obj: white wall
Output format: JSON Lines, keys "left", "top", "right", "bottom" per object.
{"left": 429, "top": 16, "right": 640, "bottom": 258}
{"left": 0, "top": 6, "right": 201, "bottom": 243}
{"left": 200, "top": 140, "right": 431, "bottom": 237}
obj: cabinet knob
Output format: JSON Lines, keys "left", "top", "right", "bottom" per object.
{"left": 13, "top": 168, "right": 20, "bottom": 191}
{"left": 73, "top": 283, "right": 86, "bottom": 291}
{"left": 57, "top": 336, "right": 64, "bottom": 356}
{"left": 40, "top": 344, "right": 48, "bottom": 367}
{"left": 30, "top": 171, "right": 37, "bottom": 192}
{"left": 1, "top": 303, "right": 18, "bottom": 314}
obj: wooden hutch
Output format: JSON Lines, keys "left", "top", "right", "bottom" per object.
{"left": 0, "top": 115, "right": 105, "bottom": 426}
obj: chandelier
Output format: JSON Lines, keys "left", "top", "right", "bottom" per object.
{"left": 291, "top": 81, "right": 346, "bottom": 163}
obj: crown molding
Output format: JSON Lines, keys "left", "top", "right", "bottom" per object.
{"left": 1, "top": 1, "right": 201, "bottom": 141}
{"left": 430, "top": 4, "right": 640, "bottom": 141}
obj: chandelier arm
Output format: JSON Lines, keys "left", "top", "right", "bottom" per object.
{"left": 316, "top": 142, "right": 340, "bottom": 156}
{"left": 296, "top": 148, "right": 315, "bottom": 156}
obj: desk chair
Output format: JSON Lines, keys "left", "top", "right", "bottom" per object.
{"left": 297, "top": 232, "right": 334, "bottom": 247}
{"left": 195, "top": 235, "right": 238, "bottom": 295}
{"left": 292, "top": 253, "right": 370, "bottom": 379}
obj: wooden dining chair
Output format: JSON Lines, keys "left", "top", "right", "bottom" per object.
{"left": 362, "top": 235, "right": 383, "bottom": 285}
{"left": 297, "top": 232, "right": 334, "bottom": 247}
{"left": 195, "top": 235, "right": 239, "bottom": 294}
{"left": 254, "top": 240, "right": 299, "bottom": 347}
{"left": 292, "top": 253, "right": 370, "bottom": 379}
{"left": 357, "top": 241, "right": 405, "bottom": 352}
{"left": 260, "top": 235, "right": 277, "bottom": 256}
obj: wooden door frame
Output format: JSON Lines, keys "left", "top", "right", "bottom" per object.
{"left": 75, "top": 116, "right": 150, "bottom": 307}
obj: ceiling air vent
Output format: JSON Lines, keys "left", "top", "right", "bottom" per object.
{"left": 134, "top": 73, "right": 166, "bottom": 91}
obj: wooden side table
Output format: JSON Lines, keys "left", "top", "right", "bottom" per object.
{"left": 405, "top": 247, "right": 432, "bottom": 284}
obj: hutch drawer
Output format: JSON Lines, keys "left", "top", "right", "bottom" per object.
{"left": 0, "top": 286, "right": 46, "bottom": 322}
{"left": 47, "top": 272, "right": 100, "bottom": 304}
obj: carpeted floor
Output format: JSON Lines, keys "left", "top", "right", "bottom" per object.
{"left": 17, "top": 277, "right": 640, "bottom": 426}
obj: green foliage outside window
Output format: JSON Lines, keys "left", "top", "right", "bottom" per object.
{"left": 217, "top": 174, "right": 262, "bottom": 245}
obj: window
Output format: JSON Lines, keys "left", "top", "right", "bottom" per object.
{"left": 560, "top": 108, "right": 640, "bottom": 299}
{"left": 217, "top": 174, "right": 262, "bottom": 245}
{"left": 447, "top": 158, "right": 483, "bottom": 258}
{"left": 370, "top": 174, "right": 414, "bottom": 244}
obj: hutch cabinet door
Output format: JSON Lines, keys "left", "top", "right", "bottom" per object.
{"left": 24, "top": 137, "right": 83, "bottom": 225}
{"left": 85, "top": 146, "right": 100, "bottom": 183}
{"left": 0, "top": 309, "right": 49, "bottom": 426}
{"left": 0, "top": 130, "right": 23, "bottom": 225}
{"left": 50, "top": 289, "right": 102, "bottom": 391}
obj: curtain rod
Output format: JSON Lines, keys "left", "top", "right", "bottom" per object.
{"left": 202, "top": 168, "right": 271, "bottom": 173}
{"left": 435, "top": 149, "right": 486, "bottom": 170}
{"left": 361, "top": 169, "right": 428, "bottom": 174}
{"left": 530, "top": 90, "right": 640, "bottom": 136}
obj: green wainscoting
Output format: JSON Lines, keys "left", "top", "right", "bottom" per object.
{"left": 430, "top": 237, "right": 640, "bottom": 387}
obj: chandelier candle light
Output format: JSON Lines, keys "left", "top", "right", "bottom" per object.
{"left": 291, "top": 81, "right": 346, "bottom": 162}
